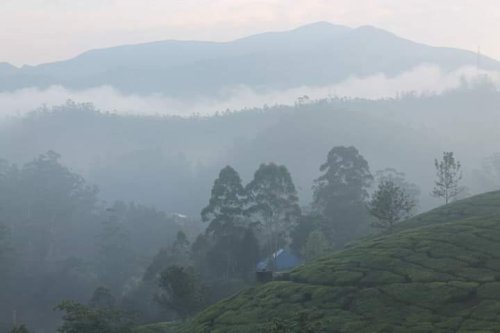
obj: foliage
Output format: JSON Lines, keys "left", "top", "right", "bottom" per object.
{"left": 432, "top": 152, "right": 464, "bottom": 204}
{"left": 198, "top": 166, "right": 259, "bottom": 281}
{"left": 157, "top": 266, "right": 208, "bottom": 319}
{"left": 374, "top": 168, "right": 420, "bottom": 213}
{"left": 399, "top": 190, "right": 500, "bottom": 230}
{"left": 313, "top": 146, "right": 373, "bottom": 246}
{"left": 289, "top": 214, "right": 323, "bottom": 255}
{"left": 201, "top": 166, "right": 246, "bottom": 233}
{"left": 261, "top": 312, "right": 324, "bottom": 333}
{"left": 369, "top": 179, "right": 415, "bottom": 232}
{"left": 301, "top": 229, "right": 331, "bottom": 261}
{"left": 10, "top": 325, "right": 30, "bottom": 333}
{"left": 98, "top": 204, "right": 137, "bottom": 293}
{"left": 0, "top": 153, "right": 182, "bottom": 332}
{"left": 246, "top": 163, "right": 301, "bottom": 266}
{"left": 173, "top": 191, "right": 500, "bottom": 333}
{"left": 55, "top": 300, "right": 134, "bottom": 333}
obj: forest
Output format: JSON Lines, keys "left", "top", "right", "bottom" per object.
{"left": 3, "top": 3, "right": 500, "bottom": 332}
{"left": 1, "top": 85, "right": 498, "bottom": 332}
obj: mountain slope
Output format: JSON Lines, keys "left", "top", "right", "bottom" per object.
{"left": 169, "top": 191, "right": 500, "bottom": 332}
{"left": 2, "top": 22, "right": 499, "bottom": 96}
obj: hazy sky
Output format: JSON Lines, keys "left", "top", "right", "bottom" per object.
{"left": 1, "top": 0, "right": 499, "bottom": 66}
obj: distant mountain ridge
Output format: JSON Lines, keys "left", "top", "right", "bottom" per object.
{"left": 1, "top": 22, "right": 499, "bottom": 97}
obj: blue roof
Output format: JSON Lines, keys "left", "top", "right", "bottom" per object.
{"left": 257, "top": 249, "right": 301, "bottom": 271}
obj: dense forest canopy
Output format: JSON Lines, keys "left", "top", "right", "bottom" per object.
{"left": 1, "top": 83, "right": 500, "bottom": 332}
{"left": 1, "top": 85, "right": 500, "bottom": 216}
{"left": 4, "top": 2, "right": 500, "bottom": 332}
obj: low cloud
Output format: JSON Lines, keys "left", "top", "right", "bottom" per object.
{"left": 0, "top": 65, "right": 498, "bottom": 118}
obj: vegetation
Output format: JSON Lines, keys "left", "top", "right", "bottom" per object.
{"left": 246, "top": 163, "right": 301, "bottom": 266}
{"left": 56, "top": 300, "right": 134, "bottom": 333}
{"left": 369, "top": 179, "right": 415, "bottom": 232}
{"left": 433, "top": 152, "right": 464, "bottom": 204}
{"left": 172, "top": 191, "right": 500, "bottom": 333}
{"left": 3, "top": 92, "right": 500, "bottom": 331}
{"left": 157, "top": 266, "right": 208, "bottom": 319}
{"left": 10, "top": 325, "right": 30, "bottom": 333}
{"left": 0, "top": 153, "right": 181, "bottom": 331}
{"left": 312, "top": 146, "right": 373, "bottom": 246}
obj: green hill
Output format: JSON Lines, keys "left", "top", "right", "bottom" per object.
{"left": 156, "top": 191, "right": 500, "bottom": 333}
{"left": 398, "top": 191, "right": 500, "bottom": 230}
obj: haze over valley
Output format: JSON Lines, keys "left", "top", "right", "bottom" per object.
{"left": 2, "top": 3, "right": 500, "bottom": 333}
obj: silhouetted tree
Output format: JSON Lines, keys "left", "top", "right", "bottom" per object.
{"left": 432, "top": 152, "right": 464, "bottom": 204}
{"left": 375, "top": 168, "right": 420, "bottom": 214}
{"left": 200, "top": 166, "right": 256, "bottom": 280}
{"left": 97, "top": 202, "right": 137, "bottom": 293}
{"left": 246, "top": 163, "right": 301, "bottom": 268}
{"left": 55, "top": 300, "right": 134, "bottom": 333}
{"left": 369, "top": 179, "right": 415, "bottom": 232}
{"left": 313, "top": 146, "right": 372, "bottom": 246}
{"left": 157, "top": 266, "right": 207, "bottom": 319}
{"left": 201, "top": 166, "right": 246, "bottom": 234}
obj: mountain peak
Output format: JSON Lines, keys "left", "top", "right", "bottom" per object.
{"left": 292, "top": 21, "right": 351, "bottom": 33}
{"left": 0, "top": 62, "right": 18, "bottom": 75}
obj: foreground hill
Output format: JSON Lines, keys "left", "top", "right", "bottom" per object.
{"left": 164, "top": 191, "right": 500, "bottom": 332}
{"left": 2, "top": 22, "right": 499, "bottom": 96}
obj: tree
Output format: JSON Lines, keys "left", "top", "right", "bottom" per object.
{"left": 201, "top": 166, "right": 246, "bottom": 234}
{"left": 369, "top": 179, "right": 415, "bottom": 232}
{"left": 375, "top": 168, "right": 420, "bottom": 214}
{"left": 10, "top": 325, "right": 30, "bottom": 333}
{"left": 200, "top": 166, "right": 257, "bottom": 280}
{"left": 246, "top": 163, "right": 301, "bottom": 268}
{"left": 234, "top": 228, "right": 260, "bottom": 280}
{"left": 97, "top": 202, "right": 137, "bottom": 293}
{"left": 301, "top": 230, "right": 331, "bottom": 261}
{"left": 16, "top": 151, "right": 98, "bottom": 262}
{"left": 290, "top": 214, "right": 327, "bottom": 256}
{"left": 143, "top": 231, "right": 191, "bottom": 283}
{"left": 432, "top": 152, "right": 464, "bottom": 204}
{"left": 157, "top": 265, "right": 207, "bottom": 319}
{"left": 55, "top": 300, "right": 134, "bottom": 333}
{"left": 313, "top": 146, "right": 373, "bottom": 246}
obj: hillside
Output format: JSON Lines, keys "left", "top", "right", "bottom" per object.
{"left": 2, "top": 22, "right": 499, "bottom": 96}
{"left": 166, "top": 191, "right": 500, "bottom": 332}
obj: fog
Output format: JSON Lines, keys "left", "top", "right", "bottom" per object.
{"left": 3, "top": 6, "right": 500, "bottom": 333}
{"left": 0, "top": 65, "right": 498, "bottom": 118}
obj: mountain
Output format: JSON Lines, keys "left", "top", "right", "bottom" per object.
{"left": 1, "top": 22, "right": 499, "bottom": 97}
{"left": 0, "top": 62, "right": 18, "bottom": 75}
{"left": 151, "top": 191, "right": 500, "bottom": 333}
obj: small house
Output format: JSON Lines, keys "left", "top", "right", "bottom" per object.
{"left": 256, "top": 249, "right": 301, "bottom": 272}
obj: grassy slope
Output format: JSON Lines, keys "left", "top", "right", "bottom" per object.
{"left": 398, "top": 191, "right": 500, "bottom": 230}
{"left": 144, "top": 191, "right": 500, "bottom": 333}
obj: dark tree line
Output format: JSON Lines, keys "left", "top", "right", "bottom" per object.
{"left": 0, "top": 152, "right": 182, "bottom": 332}
{"left": 0, "top": 147, "right": 463, "bottom": 332}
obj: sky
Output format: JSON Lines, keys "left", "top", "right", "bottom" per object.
{"left": 1, "top": 0, "right": 499, "bottom": 66}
